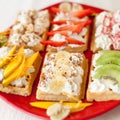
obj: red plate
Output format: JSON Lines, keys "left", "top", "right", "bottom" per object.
{"left": 0, "top": 3, "right": 120, "bottom": 120}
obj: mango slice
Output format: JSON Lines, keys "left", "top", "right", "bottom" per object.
{"left": 20, "top": 52, "right": 40, "bottom": 77}
{"left": 70, "top": 102, "right": 92, "bottom": 113}
{"left": 2, "top": 47, "right": 41, "bottom": 87}
{"left": 30, "top": 101, "right": 92, "bottom": 112}
{"left": 4, "top": 55, "right": 23, "bottom": 78}
{"left": 30, "top": 101, "right": 57, "bottom": 109}
{"left": 2, "top": 52, "right": 25, "bottom": 87}
{"left": 26, "top": 52, "right": 40, "bottom": 67}
{"left": 4, "top": 46, "right": 24, "bottom": 78}
{"left": 0, "top": 46, "right": 17, "bottom": 68}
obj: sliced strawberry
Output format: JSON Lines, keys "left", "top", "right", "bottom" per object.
{"left": 41, "top": 40, "right": 66, "bottom": 47}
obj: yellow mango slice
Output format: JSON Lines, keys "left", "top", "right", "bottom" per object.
{"left": 4, "top": 55, "right": 23, "bottom": 78}
{"left": 16, "top": 46, "right": 24, "bottom": 55}
{"left": 62, "top": 92, "right": 79, "bottom": 102}
{"left": 26, "top": 52, "right": 40, "bottom": 67}
{"left": 30, "top": 101, "right": 92, "bottom": 111}
{"left": 2, "top": 53, "right": 25, "bottom": 87}
{"left": 70, "top": 101, "right": 92, "bottom": 113}
{"left": 30, "top": 102, "right": 57, "bottom": 109}
{"left": 20, "top": 52, "right": 40, "bottom": 77}
{"left": 0, "top": 46, "right": 17, "bottom": 68}
{"left": 4, "top": 46, "right": 25, "bottom": 78}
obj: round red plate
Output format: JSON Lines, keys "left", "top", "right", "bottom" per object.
{"left": 0, "top": 3, "right": 120, "bottom": 120}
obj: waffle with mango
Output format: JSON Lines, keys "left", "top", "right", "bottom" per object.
{"left": 0, "top": 46, "right": 42, "bottom": 96}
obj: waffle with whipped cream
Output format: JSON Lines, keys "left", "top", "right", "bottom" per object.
{"left": 46, "top": 3, "right": 91, "bottom": 52}
{"left": 91, "top": 11, "right": 120, "bottom": 52}
{"left": 87, "top": 50, "right": 120, "bottom": 101}
{"left": 36, "top": 51, "right": 88, "bottom": 101}
{"left": 8, "top": 10, "right": 50, "bottom": 51}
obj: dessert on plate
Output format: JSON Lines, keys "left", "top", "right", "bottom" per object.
{"left": 2, "top": 1, "right": 120, "bottom": 120}
{"left": 87, "top": 50, "right": 120, "bottom": 101}
{"left": 8, "top": 9, "right": 50, "bottom": 51}
{"left": 0, "top": 46, "right": 42, "bottom": 96}
{"left": 36, "top": 51, "right": 88, "bottom": 101}
{"left": 41, "top": 2, "right": 93, "bottom": 52}
{"left": 91, "top": 10, "right": 120, "bottom": 52}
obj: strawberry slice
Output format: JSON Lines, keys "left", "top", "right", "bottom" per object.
{"left": 47, "top": 31, "right": 69, "bottom": 36}
{"left": 50, "top": 7, "right": 66, "bottom": 13}
{"left": 40, "top": 40, "right": 66, "bottom": 47}
{"left": 51, "top": 20, "right": 67, "bottom": 25}
{"left": 51, "top": 19, "right": 91, "bottom": 25}
{"left": 49, "top": 20, "right": 91, "bottom": 36}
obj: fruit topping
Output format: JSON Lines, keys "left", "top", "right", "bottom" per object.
{"left": 93, "top": 64, "right": 120, "bottom": 87}
{"left": 0, "top": 46, "right": 17, "bottom": 68}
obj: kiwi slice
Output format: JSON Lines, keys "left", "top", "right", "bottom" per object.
{"left": 96, "top": 57, "right": 120, "bottom": 66}
{"left": 93, "top": 64, "right": 120, "bottom": 87}
{"left": 96, "top": 51, "right": 120, "bottom": 65}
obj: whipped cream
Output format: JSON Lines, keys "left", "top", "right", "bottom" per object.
{"left": 112, "top": 23, "right": 120, "bottom": 35}
{"left": 51, "top": 33, "right": 66, "bottom": 42}
{"left": 0, "top": 69, "right": 4, "bottom": 81}
{"left": 114, "top": 10, "right": 120, "bottom": 23}
{"left": 89, "top": 78, "right": 120, "bottom": 94}
{"left": 9, "top": 33, "right": 21, "bottom": 45}
{"left": 0, "top": 46, "right": 11, "bottom": 58}
{"left": 39, "top": 52, "right": 84, "bottom": 96}
{"left": 95, "top": 35, "right": 112, "bottom": 50}
{"left": 92, "top": 52, "right": 102, "bottom": 67}
{"left": 89, "top": 51, "right": 120, "bottom": 94}
{"left": 95, "top": 10, "right": 120, "bottom": 50}
{"left": 12, "top": 23, "right": 24, "bottom": 33}
{"left": 11, "top": 76, "right": 28, "bottom": 87}
{"left": 95, "top": 24, "right": 103, "bottom": 36}
{"left": 24, "top": 48, "right": 34, "bottom": 58}
{"left": 95, "top": 11, "right": 112, "bottom": 26}
{"left": 69, "top": 32, "right": 86, "bottom": 42}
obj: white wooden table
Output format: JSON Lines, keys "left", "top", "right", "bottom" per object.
{"left": 0, "top": 0, "right": 120, "bottom": 120}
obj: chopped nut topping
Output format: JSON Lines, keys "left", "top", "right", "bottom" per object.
{"left": 9, "top": 9, "right": 50, "bottom": 47}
